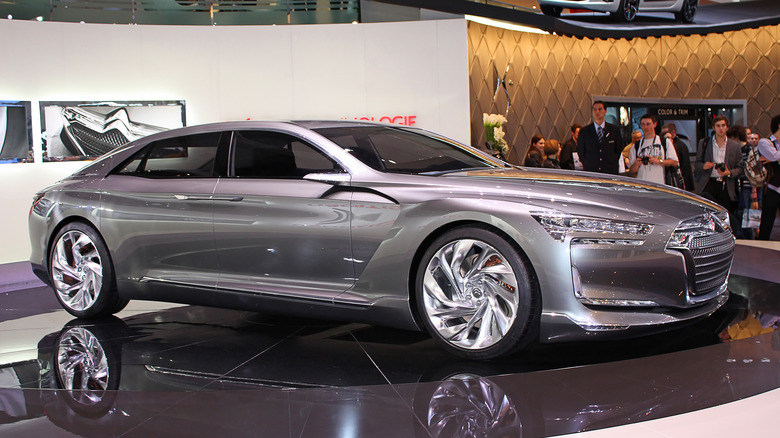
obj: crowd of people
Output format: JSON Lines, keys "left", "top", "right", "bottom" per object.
{"left": 520, "top": 101, "right": 780, "bottom": 240}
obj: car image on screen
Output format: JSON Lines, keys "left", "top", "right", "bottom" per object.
{"left": 29, "top": 120, "right": 733, "bottom": 359}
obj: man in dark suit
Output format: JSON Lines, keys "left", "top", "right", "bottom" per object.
{"left": 695, "top": 115, "right": 743, "bottom": 230}
{"left": 577, "top": 101, "right": 624, "bottom": 174}
{"left": 559, "top": 123, "right": 581, "bottom": 170}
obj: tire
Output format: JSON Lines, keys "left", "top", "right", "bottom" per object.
{"left": 674, "top": 0, "right": 698, "bottom": 23}
{"left": 540, "top": 5, "right": 562, "bottom": 17}
{"left": 415, "top": 226, "right": 539, "bottom": 360}
{"left": 49, "top": 222, "right": 128, "bottom": 318}
{"left": 612, "top": 0, "right": 639, "bottom": 22}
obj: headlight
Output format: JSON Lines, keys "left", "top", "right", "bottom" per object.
{"left": 30, "top": 193, "right": 53, "bottom": 217}
{"left": 532, "top": 212, "right": 654, "bottom": 242}
{"left": 668, "top": 211, "right": 730, "bottom": 248}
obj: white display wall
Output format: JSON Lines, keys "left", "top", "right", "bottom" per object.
{"left": 0, "top": 18, "right": 469, "bottom": 264}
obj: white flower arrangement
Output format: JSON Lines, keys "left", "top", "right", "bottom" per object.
{"left": 483, "top": 113, "right": 508, "bottom": 154}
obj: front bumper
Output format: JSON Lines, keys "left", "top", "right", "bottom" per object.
{"left": 537, "top": 222, "right": 734, "bottom": 343}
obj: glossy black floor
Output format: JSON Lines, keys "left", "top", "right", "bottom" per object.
{"left": 1, "top": 244, "right": 778, "bottom": 437}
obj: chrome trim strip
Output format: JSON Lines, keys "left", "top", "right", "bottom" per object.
{"left": 688, "top": 281, "right": 729, "bottom": 305}
{"left": 139, "top": 276, "right": 370, "bottom": 308}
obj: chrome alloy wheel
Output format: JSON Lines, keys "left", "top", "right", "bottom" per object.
{"left": 52, "top": 230, "right": 104, "bottom": 312}
{"left": 57, "top": 327, "right": 110, "bottom": 405}
{"left": 422, "top": 239, "right": 520, "bottom": 350}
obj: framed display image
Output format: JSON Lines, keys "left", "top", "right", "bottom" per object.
{"left": 39, "top": 100, "right": 186, "bottom": 161}
{"left": 0, "top": 100, "right": 33, "bottom": 163}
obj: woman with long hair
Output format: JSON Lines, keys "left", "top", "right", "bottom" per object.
{"left": 524, "top": 135, "right": 545, "bottom": 167}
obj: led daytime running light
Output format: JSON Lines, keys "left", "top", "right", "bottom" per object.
{"left": 532, "top": 213, "right": 654, "bottom": 242}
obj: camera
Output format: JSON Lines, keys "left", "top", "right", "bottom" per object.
{"left": 716, "top": 163, "right": 727, "bottom": 171}
{"left": 641, "top": 157, "right": 650, "bottom": 165}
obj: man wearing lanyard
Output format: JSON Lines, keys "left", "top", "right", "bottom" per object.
{"left": 695, "top": 115, "right": 743, "bottom": 230}
{"left": 757, "top": 114, "right": 780, "bottom": 240}
{"left": 628, "top": 114, "right": 679, "bottom": 184}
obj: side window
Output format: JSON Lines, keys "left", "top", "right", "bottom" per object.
{"left": 324, "top": 133, "right": 383, "bottom": 170}
{"left": 232, "top": 131, "right": 339, "bottom": 178}
{"left": 116, "top": 132, "right": 222, "bottom": 178}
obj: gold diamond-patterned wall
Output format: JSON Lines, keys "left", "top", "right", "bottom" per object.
{"left": 469, "top": 23, "right": 780, "bottom": 164}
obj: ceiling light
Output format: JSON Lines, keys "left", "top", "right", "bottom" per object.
{"left": 465, "top": 15, "right": 549, "bottom": 35}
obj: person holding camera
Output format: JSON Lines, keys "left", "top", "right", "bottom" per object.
{"left": 628, "top": 114, "right": 679, "bottom": 185}
{"left": 695, "top": 115, "right": 743, "bottom": 229}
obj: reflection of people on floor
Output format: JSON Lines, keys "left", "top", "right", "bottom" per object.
{"left": 719, "top": 311, "right": 779, "bottom": 341}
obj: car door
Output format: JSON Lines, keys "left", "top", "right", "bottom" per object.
{"left": 213, "top": 129, "right": 354, "bottom": 301}
{"left": 98, "top": 131, "right": 226, "bottom": 292}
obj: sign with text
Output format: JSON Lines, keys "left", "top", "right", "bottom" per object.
{"left": 344, "top": 115, "right": 417, "bottom": 126}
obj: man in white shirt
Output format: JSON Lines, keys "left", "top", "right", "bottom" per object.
{"left": 628, "top": 114, "right": 678, "bottom": 185}
{"left": 757, "top": 114, "right": 780, "bottom": 240}
{"left": 694, "top": 116, "right": 743, "bottom": 231}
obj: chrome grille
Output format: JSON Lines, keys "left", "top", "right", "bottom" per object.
{"left": 67, "top": 124, "right": 128, "bottom": 156}
{"left": 688, "top": 231, "right": 734, "bottom": 297}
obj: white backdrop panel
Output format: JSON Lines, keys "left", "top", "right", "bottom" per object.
{"left": 0, "top": 18, "right": 469, "bottom": 264}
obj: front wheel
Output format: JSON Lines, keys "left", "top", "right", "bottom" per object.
{"left": 612, "top": 0, "right": 639, "bottom": 22}
{"left": 50, "top": 222, "right": 128, "bottom": 318}
{"left": 675, "top": 0, "right": 698, "bottom": 23}
{"left": 415, "top": 226, "right": 539, "bottom": 360}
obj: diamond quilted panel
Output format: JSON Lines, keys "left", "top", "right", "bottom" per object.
{"left": 468, "top": 23, "right": 780, "bottom": 164}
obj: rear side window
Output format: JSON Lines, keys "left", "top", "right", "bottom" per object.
{"left": 116, "top": 132, "right": 222, "bottom": 178}
{"left": 232, "top": 130, "right": 339, "bottom": 178}
{"left": 314, "top": 126, "right": 494, "bottom": 174}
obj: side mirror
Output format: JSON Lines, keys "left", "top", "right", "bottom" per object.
{"left": 303, "top": 172, "right": 350, "bottom": 185}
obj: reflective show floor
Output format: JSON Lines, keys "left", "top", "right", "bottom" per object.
{"left": 0, "top": 244, "right": 778, "bottom": 437}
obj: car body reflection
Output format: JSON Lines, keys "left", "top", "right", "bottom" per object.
{"left": 15, "top": 277, "right": 774, "bottom": 437}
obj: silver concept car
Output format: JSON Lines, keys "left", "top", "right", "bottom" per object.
{"left": 538, "top": 0, "right": 699, "bottom": 23}
{"left": 29, "top": 121, "right": 733, "bottom": 359}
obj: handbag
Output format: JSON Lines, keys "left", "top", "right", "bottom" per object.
{"left": 744, "top": 145, "right": 766, "bottom": 188}
{"left": 742, "top": 208, "right": 761, "bottom": 229}
{"left": 665, "top": 165, "right": 685, "bottom": 189}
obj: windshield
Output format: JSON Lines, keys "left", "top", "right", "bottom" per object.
{"left": 313, "top": 126, "right": 503, "bottom": 174}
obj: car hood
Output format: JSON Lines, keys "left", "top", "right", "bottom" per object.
{"left": 440, "top": 167, "right": 721, "bottom": 222}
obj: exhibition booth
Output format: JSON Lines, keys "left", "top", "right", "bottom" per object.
{"left": 1, "top": 5, "right": 779, "bottom": 436}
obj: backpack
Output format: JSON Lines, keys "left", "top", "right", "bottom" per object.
{"left": 744, "top": 145, "right": 766, "bottom": 188}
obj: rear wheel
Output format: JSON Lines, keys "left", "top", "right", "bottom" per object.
{"left": 415, "top": 226, "right": 539, "bottom": 360}
{"left": 675, "top": 0, "right": 698, "bottom": 23}
{"left": 612, "top": 0, "right": 639, "bottom": 22}
{"left": 50, "top": 222, "right": 127, "bottom": 318}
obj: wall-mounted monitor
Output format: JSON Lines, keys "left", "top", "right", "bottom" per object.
{"left": 0, "top": 100, "right": 33, "bottom": 163}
